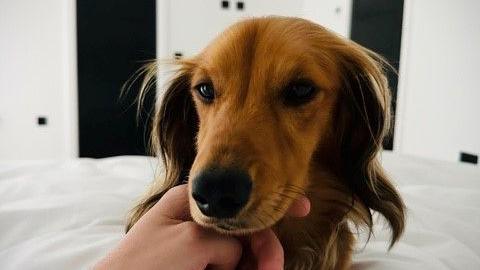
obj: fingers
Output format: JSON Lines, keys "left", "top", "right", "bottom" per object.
{"left": 286, "top": 195, "right": 311, "bottom": 218}
{"left": 236, "top": 195, "right": 311, "bottom": 270}
{"left": 240, "top": 196, "right": 309, "bottom": 270}
{"left": 150, "top": 184, "right": 191, "bottom": 221}
{"left": 250, "top": 229, "right": 284, "bottom": 270}
{"left": 203, "top": 230, "right": 243, "bottom": 270}
{"left": 144, "top": 184, "right": 308, "bottom": 270}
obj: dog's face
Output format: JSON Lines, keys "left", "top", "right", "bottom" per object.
{"left": 144, "top": 17, "right": 404, "bottom": 242}
{"left": 187, "top": 19, "right": 341, "bottom": 233}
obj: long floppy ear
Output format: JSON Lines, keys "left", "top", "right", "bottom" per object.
{"left": 334, "top": 43, "right": 405, "bottom": 247}
{"left": 126, "top": 63, "right": 198, "bottom": 232}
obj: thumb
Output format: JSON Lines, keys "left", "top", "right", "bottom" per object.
{"left": 250, "top": 229, "right": 284, "bottom": 270}
{"left": 149, "top": 184, "right": 191, "bottom": 221}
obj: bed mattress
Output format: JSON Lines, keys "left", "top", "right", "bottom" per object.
{"left": 0, "top": 152, "right": 479, "bottom": 269}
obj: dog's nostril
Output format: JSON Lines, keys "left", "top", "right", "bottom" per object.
{"left": 192, "top": 167, "right": 252, "bottom": 219}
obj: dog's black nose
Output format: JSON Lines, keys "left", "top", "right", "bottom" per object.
{"left": 192, "top": 167, "right": 252, "bottom": 219}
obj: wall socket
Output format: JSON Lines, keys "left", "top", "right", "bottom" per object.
{"left": 37, "top": 116, "right": 48, "bottom": 126}
{"left": 221, "top": 0, "right": 229, "bottom": 9}
{"left": 174, "top": 52, "right": 183, "bottom": 59}
{"left": 460, "top": 152, "right": 478, "bottom": 165}
{"left": 236, "top": 1, "right": 244, "bottom": 10}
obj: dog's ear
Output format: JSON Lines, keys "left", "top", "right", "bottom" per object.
{"left": 334, "top": 43, "right": 405, "bottom": 247}
{"left": 154, "top": 66, "right": 198, "bottom": 189}
{"left": 126, "top": 64, "right": 198, "bottom": 232}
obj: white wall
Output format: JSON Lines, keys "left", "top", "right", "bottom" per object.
{"left": 395, "top": 0, "right": 480, "bottom": 162}
{"left": 161, "top": 0, "right": 350, "bottom": 58}
{"left": 0, "top": 0, "right": 347, "bottom": 160}
{"left": 5, "top": 0, "right": 477, "bottom": 163}
{"left": 303, "top": 0, "right": 351, "bottom": 37}
{"left": 0, "top": 0, "right": 78, "bottom": 160}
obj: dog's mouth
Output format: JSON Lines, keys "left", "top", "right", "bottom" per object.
{"left": 194, "top": 215, "right": 271, "bottom": 235}
{"left": 190, "top": 198, "right": 291, "bottom": 235}
{"left": 201, "top": 218, "right": 249, "bottom": 233}
{"left": 188, "top": 166, "right": 302, "bottom": 234}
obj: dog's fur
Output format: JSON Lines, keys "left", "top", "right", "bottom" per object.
{"left": 126, "top": 17, "right": 405, "bottom": 270}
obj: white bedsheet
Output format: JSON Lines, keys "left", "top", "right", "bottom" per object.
{"left": 0, "top": 153, "right": 479, "bottom": 269}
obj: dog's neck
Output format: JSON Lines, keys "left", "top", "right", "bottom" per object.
{"left": 274, "top": 166, "right": 354, "bottom": 270}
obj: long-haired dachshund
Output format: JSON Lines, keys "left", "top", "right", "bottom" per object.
{"left": 127, "top": 17, "right": 405, "bottom": 270}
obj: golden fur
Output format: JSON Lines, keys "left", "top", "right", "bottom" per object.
{"left": 126, "top": 17, "right": 405, "bottom": 270}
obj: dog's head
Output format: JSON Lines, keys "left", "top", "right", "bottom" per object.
{"left": 141, "top": 17, "right": 404, "bottom": 245}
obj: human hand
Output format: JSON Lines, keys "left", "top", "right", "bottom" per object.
{"left": 237, "top": 192, "right": 310, "bottom": 270}
{"left": 94, "top": 184, "right": 310, "bottom": 270}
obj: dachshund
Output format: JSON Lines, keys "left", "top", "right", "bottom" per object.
{"left": 126, "top": 16, "right": 405, "bottom": 270}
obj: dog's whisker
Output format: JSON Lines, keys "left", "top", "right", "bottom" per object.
{"left": 253, "top": 212, "right": 268, "bottom": 229}
{"left": 283, "top": 188, "right": 306, "bottom": 195}
{"left": 260, "top": 208, "right": 277, "bottom": 226}
{"left": 281, "top": 183, "right": 305, "bottom": 191}
{"left": 283, "top": 187, "right": 306, "bottom": 194}
{"left": 271, "top": 191, "right": 297, "bottom": 201}
{"left": 278, "top": 184, "right": 307, "bottom": 196}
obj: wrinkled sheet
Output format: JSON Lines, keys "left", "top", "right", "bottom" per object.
{"left": 0, "top": 153, "right": 479, "bottom": 269}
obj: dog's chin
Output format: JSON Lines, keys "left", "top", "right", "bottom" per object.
{"left": 193, "top": 217, "right": 269, "bottom": 235}
{"left": 191, "top": 210, "right": 282, "bottom": 235}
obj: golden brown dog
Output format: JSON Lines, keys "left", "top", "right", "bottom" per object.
{"left": 127, "top": 17, "right": 405, "bottom": 270}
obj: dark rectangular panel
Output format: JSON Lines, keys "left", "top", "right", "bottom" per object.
{"left": 77, "top": 0, "right": 156, "bottom": 158}
{"left": 350, "top": 0, "right": 404, "bottom": 150}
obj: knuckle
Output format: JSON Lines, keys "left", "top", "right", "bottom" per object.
{"left": 180, "top": 221, "right": 204, "bottom": 239}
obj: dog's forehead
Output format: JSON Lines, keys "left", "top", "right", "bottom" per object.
{"left": 195, "top": 18, "right": 339, "bottom": 92}
{"left": 199, "top": 20, "right": 309, "bottom": 73}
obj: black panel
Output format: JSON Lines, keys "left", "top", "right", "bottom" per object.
{"left": 77, "top": 0, "right": 156, "bottom": 158}
{"left": 350, "top": 0, "right": 404, "bottom": 150}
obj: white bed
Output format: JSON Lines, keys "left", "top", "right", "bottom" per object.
{"left": 0, "top": 152, "right": 479, "bottom": 269}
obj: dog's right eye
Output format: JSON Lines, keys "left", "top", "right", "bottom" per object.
{"left": 195, "top": 83, "right": 215, "bottom": 102}
{"left": 283, "top": 80, "right": 317, "bottom": 106}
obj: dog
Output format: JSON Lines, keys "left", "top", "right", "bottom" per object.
{"left": 126, "top": 16, "right": 405, "bottom": 270}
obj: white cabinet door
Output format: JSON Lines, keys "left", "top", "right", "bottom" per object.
{"left": 166, "top": 0, "right": 337, "bottom": 59}
{"left": 303, "top": 0, "right": 352, "bottom": 37}
{"left": 0, "top": 0, "right": 77, "bottom": 160}
{"left": 168, "top": 0, "right": 238, "bottom": 58}
{"left": 395, "top": 0, "right": 480, "bottom": 162}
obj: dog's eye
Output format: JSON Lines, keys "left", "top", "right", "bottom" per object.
{"left": 195, "top": 83, "right": 215, "bottom": 102}
{"left": 284, "top": 80, "right": 317, "bottom": 106}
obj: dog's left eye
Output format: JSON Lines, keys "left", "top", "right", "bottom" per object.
{"left": 284, "top": 80, "right": 317, "bottom": 106}
{"left": 195, "top": 83, "right": 215, "bottom": 102}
